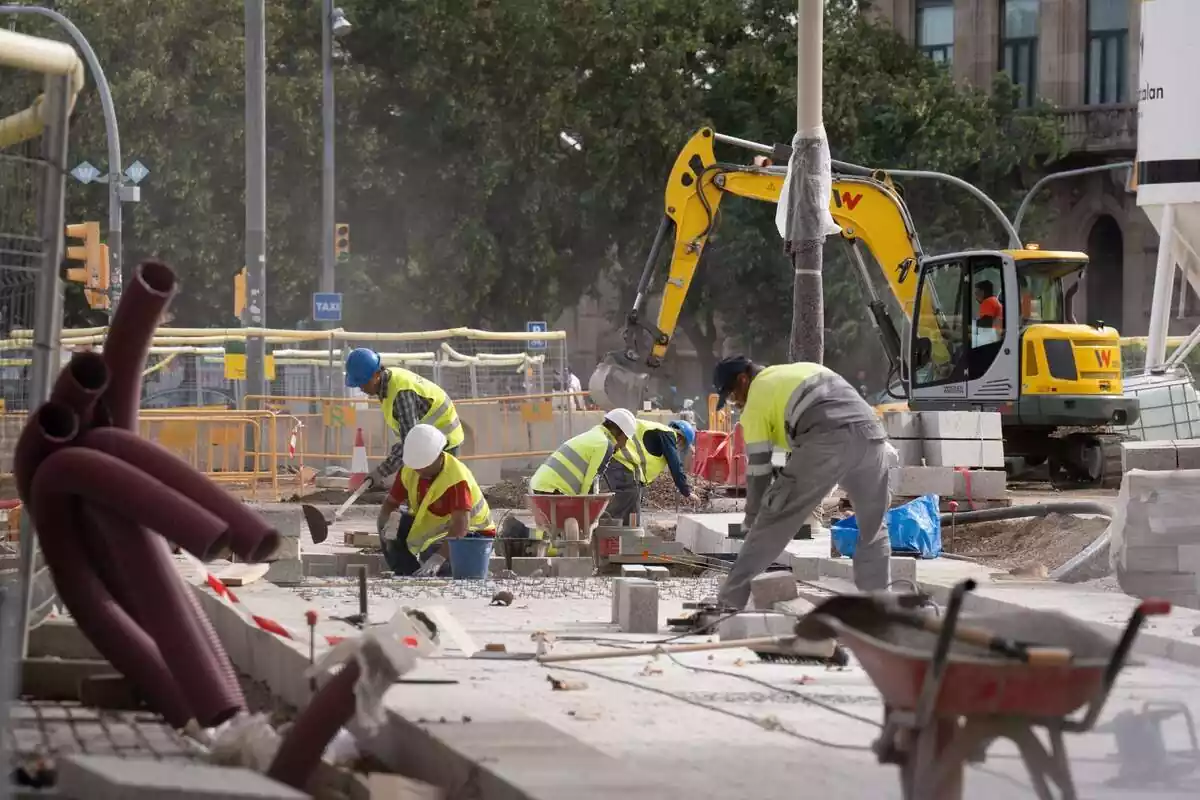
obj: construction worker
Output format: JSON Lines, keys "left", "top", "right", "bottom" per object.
{"left": 530, "top": 408, "right": 637, "bottom": 496}
{"left": 344, "top": 347, "right": 464, "bottom": 489}
{"left": 711, "top": 356, "right": 893, "bottom": 609}
{"left": 607, "top": 419, "right": 698, "bottom": 524}
{"left": 376, "top": 424, "right": 494, "bottom": 577}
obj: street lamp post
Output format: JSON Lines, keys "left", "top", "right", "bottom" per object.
{"left": 320, "top": 4, "right": 350, "bottom": 309}
{"left": 244, "top": 0, "right": 267, "bottom": 418}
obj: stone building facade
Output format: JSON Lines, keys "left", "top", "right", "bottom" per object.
{"left": 868, "top": 0, "right": 1186, "bottom": 337}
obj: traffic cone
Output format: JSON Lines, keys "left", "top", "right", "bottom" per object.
{"left": 348, "top": 427, "right": 369, "bottom": 490}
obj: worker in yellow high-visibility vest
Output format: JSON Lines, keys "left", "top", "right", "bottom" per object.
{"left": 607, "top": 418, "right": 698, "bottom": 524}
{"left": 345, "top": 347, "right": 464, "bottom": 490}
{"left": 711, "top": 356, "right": 894, "bottom": 609}
{"left": 530, "top": 408, "right": 637, "bottom": 496}
{"left": 376, "top": 424, "right": 494, "bottom": 577}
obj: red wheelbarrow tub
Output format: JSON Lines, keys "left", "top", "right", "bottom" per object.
{"left": 526, "top": 493, "right": 613, "bottom": 535}
{"left": 824, "top": 609, "right": 1119, "bottom": 719}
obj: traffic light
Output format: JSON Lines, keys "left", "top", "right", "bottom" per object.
{"left": 334, "top": 223, "right": 350, "bottom": 262}
{"left": 65, "top": 222, "right": 109, "bottom": 310}
{"left": 233, "top": 267, "right": 247, "bottom": 319}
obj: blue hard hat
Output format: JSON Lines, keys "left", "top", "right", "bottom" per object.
{"left": 669, "top": 419, "right": 696, "bottom": 450}
{"left": 345, "top": 347, "right": 381, "bottom": 387}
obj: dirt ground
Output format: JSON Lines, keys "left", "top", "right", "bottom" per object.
{"left": 943, "top": 512, "right": 1109, "bottom": 572}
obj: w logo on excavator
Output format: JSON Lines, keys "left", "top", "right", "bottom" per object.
{"left": 831, "top": 190, "right": 863, "bottom": 211}
{"left": 1095, "top": 350, "right": 1113, "bottom": 369}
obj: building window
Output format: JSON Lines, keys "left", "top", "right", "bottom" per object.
{"left": 1086, "top": 0, "right": 1127, "bottom": 105}
{"left": 1001, "top": 0, "right": 1038, "bottom": 107}
{"left": 916, "top": 0, "right": 954, "bottom": 64}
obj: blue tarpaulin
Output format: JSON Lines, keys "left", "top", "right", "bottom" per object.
{"left": 831, "top": 494, "right": 942, "bottom": 559}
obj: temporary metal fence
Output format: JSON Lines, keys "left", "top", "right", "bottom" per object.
{"left": 0, "top": 28, "right": 85, "bottom": 796}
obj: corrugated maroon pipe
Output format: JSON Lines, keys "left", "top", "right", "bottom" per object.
{"left": 19, "top": 403, "right": 192, "bottom": 727}
{"left": 83, "top": 429, "right": 281, "bottom": 562}
{"left": 15, "top": 260, "right": 250, "bottom": 727}
{"left": 267, "top": 658, "right": 362, "bottom": 790}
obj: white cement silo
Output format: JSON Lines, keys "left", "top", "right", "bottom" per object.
{"left": 1138, "top": 0, "right": 1200, "bottom": 368}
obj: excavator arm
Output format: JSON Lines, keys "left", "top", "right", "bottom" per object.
{"left": 591, "top": 126, "right": 932, "bottom": 410}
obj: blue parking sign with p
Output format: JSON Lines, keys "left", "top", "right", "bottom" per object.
{"left": 526, "top": 320, "right": 547, "bottom": 350}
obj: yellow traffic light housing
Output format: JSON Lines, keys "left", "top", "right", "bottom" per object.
{"left": 65, "top": 222, "right": 109, "bottom": 310}
{"left": 233, "top": 267, "right": 247, "bottom": 319}
{"left": 334, "top": 223, "right": 350, "bottom": 262}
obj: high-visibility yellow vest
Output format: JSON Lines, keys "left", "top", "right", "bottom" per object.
{"left": 382, "top": 369, "right": 464, "bottom": 449}
{"left": 614, "top": 419, "right": 676, "bottom": 485}
{"left": 529, "top": 425, "right": 616, "bottom": 495}
{"left": 400, "top": 453, "right": 491, "bottom": 555}
{"left": 740, "top": 362, "right": 834, "bottom": 452}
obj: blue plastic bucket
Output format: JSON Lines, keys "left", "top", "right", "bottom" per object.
{"left": 448, "top": 535, "right": 494, "bottom": 579}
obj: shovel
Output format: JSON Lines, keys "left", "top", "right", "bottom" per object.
{"left": 301, "top": 480, "right": 372, "bottom": 545}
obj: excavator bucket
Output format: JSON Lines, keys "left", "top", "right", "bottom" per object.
{"left": 588, "top": 351, "right": 649, "bottom": 411}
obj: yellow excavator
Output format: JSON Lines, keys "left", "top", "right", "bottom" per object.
{"left": 590, "top": 127, "right": 1139, "bottom": 487}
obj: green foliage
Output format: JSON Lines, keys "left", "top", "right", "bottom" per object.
{"left": 0, "top": 0, "right": 1064, "bottom": 391}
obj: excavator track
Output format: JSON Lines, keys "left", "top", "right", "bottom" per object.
{"left": 1048, "top": 429, "right": 1131, "bottom": 490}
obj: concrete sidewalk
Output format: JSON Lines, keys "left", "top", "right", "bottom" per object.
{"left": 182, "top": 561, "right": 1200, "bottom": 800}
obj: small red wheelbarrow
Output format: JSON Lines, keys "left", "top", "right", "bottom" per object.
{"left": 795, "top": 579, "right": 1170, "bottom": 800}
{"left": 527, "top": 493, "right": 613, "bottom": 556}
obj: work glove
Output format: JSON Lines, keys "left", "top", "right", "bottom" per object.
{"left": 414, "top": 553, "right": 445, "bottom": 578}
{"left": 375, "top": 507, "right": 391, "bottom": 538}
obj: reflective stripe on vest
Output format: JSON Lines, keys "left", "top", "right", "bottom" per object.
{"left": 382, "top": 369, "right": 465, "bottom": 449}
{"left": 615, "top": 419, "right": 675, "bottom": 485}
{"left": 401, "top": 453, "right": 492, "bottom": 555}
{"left": 530, "top": 426, "right": 615, "bottom": 495}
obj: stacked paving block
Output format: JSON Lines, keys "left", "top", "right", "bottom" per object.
{"left": 1112, "top": 467, "right": 1200, "bottom": 609}
{"left": 612, "top": 578, "right": 659, "bottom": 633}
{"left": 883, "top": 410, "right": 1008, "bottom": 510}
{"left": 1120, "top": 440, "right": 1200, "bottom": 472}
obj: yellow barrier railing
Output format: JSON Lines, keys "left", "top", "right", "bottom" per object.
{"left": 242, "top": 390, "right": 593, "bottom": 467}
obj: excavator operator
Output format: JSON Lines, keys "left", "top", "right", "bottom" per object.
{"left": 344, "top": 347, "right": 464, "bottom": 490}
{"left": 710, "top": 356, "right": 894, "bottom": 610}
{"left": 974, "top": 280, "right": 1004, "bottom": 344}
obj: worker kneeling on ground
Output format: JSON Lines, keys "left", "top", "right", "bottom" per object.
{"left": 344, "top": 347, "right": 464, "bottom": 489}
{"left": 711, "top": 356, "right": 893, "bottom": 609}
{"left": 530, "top": 408, "right": 637, "bottom": 496}
{"left": 607, "top": 418, "right": 699, "bottom": 523}
{"left": 376, "top": 424, "right": 494, "bottom": 577}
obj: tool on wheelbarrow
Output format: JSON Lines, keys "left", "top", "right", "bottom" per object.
{"left": 300, "top": 480, "right": 372, "bottom": 544}
{"left": 800, "top": 577, "right": 1171, "bottom": 800}
{"left": 794, "top": 583, "right": 1075, "bottom": 666}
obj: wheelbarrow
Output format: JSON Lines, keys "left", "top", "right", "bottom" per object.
{"left": 794, "top": 579, "right": 1171, "bottom": 800}
{"left": 527, "top": 493, "right": 612, "bottom": 557}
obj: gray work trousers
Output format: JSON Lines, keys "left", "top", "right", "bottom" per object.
{"left": 717, "top": 426, "right": 892, "bottom": 610}
{"left": 603, "top": 461, "right": 642, "bottom": 525}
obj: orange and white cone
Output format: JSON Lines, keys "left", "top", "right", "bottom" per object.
{"left": 348, "top": 427, "right": 369, "bottom": 490}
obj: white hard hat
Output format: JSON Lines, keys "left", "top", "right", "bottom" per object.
{"left": 403, "top": 424, "right": 447, "bottom": 470}
{"left": 603, "top": 408, "right": 637, "bottom": 439}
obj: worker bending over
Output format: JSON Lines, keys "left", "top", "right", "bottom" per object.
{"left": 531, "top": 408, "right": 637, "bottom": 496}
{"left": 376, "top": 424, "right": 494, "bottom": 577}
{"left": 607, "top": 419, "right": 698, "bottom": 524}
{"left": 711, "top": 356, "right": 893, "bottom": 609}
{"left": 344, "top": 347, "right": 463, "bottom": 489}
